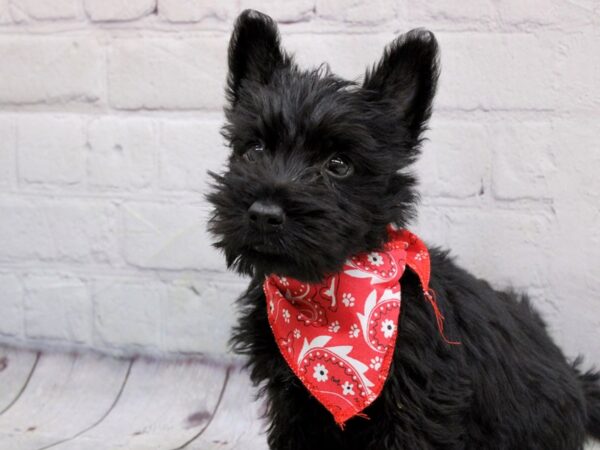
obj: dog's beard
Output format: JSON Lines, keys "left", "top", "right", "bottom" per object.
{"left": 207, "top": 170, "right": 375, "bottom": 283}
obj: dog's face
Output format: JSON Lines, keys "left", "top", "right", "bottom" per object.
{"left": 208, "top": 10, "right": 439, "bottom": 282}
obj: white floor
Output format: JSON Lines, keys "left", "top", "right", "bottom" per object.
{"left": 0, "top": 346, "right": 598, "bottom": 450}
{"left": 0, "top": 347, "right": 266, "bottom": 450}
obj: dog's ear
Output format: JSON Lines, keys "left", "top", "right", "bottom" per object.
{"left": 227, "top": 9, "right": 288, "bottom": 103}
{"left": 363, "top": 29, "right": 439, "bottom": 140}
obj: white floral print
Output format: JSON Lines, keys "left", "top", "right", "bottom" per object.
{"left": 282, "top": 309, "right": 290, "bottom": 323}
{"left": 381, "top": 319, "right": 395, "bottom": 338}
{"left": 328, "top": 321, "right": 340, "bottom": 333}
{"left": 349, "top": 323, "right": 360, "bottom": 339}
{"left": 342, "top": 292, "right": 355, "bottom": 307}
{"left": 370, "top": 356, "right": 382, "bottom": 371}
{"left": 293, "top": 328, "right": 301, "bottom": 339}
{"left": 414, "top": 251, "right": 427, "bottom": 261}
{"left": 367, "top": 252, "right": 384, "bottom": 266}
{"left": 341, "top": 381, "right": 355, "bottom": 396}
{"left": 269, "top": 300, "right": 275, "bottom": 314}
{"left": 313, "top": 364, "right": 328, "bottom": 382}
{"left": 279, "top": 276, "right": 289, "bottom": 286}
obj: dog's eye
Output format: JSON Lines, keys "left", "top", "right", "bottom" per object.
{"left": 243, "top": 143, "right": 264, "bottom": 163}
{"left": 325, "top": 155, "right": 352, "bottom": 178}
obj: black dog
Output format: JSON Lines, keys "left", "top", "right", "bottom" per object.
{"left": 208, "top": 9, "right": 600, "bottom": 450}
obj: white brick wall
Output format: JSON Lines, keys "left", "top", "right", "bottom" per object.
{"left": 84, "top": 0, "right": 156, "bottom": 22}
{"left": 0, "top": 38, "right": 103, "bottom": 105}
{"left": 0, "top": 1, "right": 598, "bottom": 363}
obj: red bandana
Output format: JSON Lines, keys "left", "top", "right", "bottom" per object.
{"left": 263, "top": 227, "right": 456, "bottom": 426}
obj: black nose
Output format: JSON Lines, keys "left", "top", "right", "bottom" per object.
{"left": 248, "top": 200, "right": 285, "bottom": 231}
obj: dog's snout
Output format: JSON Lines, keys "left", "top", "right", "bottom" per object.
{"left": 248, "top": 200, "right": 285, "bottom": 231}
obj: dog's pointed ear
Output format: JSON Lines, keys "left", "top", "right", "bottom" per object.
{"left": 227, "top": 10, "right": 288, "bottom": 104}
{"left": 363, "top": 29, "right": 439, "bottom": 140}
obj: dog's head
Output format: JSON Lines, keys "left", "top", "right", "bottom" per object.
{"left": 208, "top": 10, "right": 439, "bottom": 282}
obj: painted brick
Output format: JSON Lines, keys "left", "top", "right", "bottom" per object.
{"left": 415, "top": 119, "right": 490, "bottom": 198}
{"left": 405, "top": 0, "right": 496, "bottom": 27}
{"left": 284, "top": 33, "right": 389, "bottom": 80}
{"left": 0, "top": 1, "right": 597, "bottom": 364}
{"left": 93, "top": 280, "right": 161, "bottom": 348}
{"left": 435, "top": 33, "right": 555, "bottom": 110}
{"left": 159, "top": 119, "right": 228, "bottom": 192}
{"left": 163, "top": 278, "right": 245, "bottom": 353}
{"left": 0, "top": 198, "right": 56, "bottom": 262}
{"left": 445, "top": 208, "right": 553, "bottom": 290}
{"left": 122, "top": 202, "right": 221, "bottom": 270}
{"left": 0, "top": 117, "right": 15, "bottom": 189}
{"left": 87, "top": 117, "right": 158, "bottom": 191}
{"left": 542, "top": 112, "right": 600, "bottom": 366}
{"left": 18, "top": 115, "right": 86, "bottom": 186}
{"left": 0, "top": 0, "right": 28, "bottom": 23}
{"left": 108, "top": 37, "right": 227, "bottom": 110}
{"left": 158, "top": 0, "right": 235, "bottom": 23}
{"left": 0, "top": 198, "right": 119, "bottom": 264}
{"left": 0, "top": 38, "right": 103, "bottom": 105}
{"left": 317, "top": 0, "right": 394, "bottom": 24}
{"left": 553, "top": 31, "right": 600, "bottom": 111}
{"left": 549, "top": 118, "right": 600, "bottom": 208}
{"left": 404, "top": 0, "right": 594, "bottom": 30}
{"left": 84, "top": 0, "right": 156, "bottom": 22}
{"left": 38, "top": 200, "right": 120, "bottom": 264}
{"left": 410, "top": 206, "right": 448, "bottom": 249}
{"left": 0, "top": 0, "right": 11, "bottom": 23}
{"left": 494, "top": 0, "right": 595, "bottom": 27}
{"left": 24, "top": 275, "right": 91, "bottom": 343}
{"left": 0, "top": 274, "right": 23, "bottom": 337}
{"left": 19, "top": 0, "right": 80, "bottom": 20}
{"left": 240, "top": 0, "right": 314, "bottom": 22}
{"left": 490, "top": 121, "right": 556, "bottom": 200}
{"left": 544, "top": 117, "right": 600, "bottom": 298}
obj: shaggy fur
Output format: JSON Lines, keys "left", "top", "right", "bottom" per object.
{"left": 207, "top": 9, "right": 600, "bottom": 450}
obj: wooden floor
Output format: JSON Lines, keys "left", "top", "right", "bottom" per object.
{"left": 1, "top": 345, "right": 599, "bottom": 450}
{"left": 0, "top": 346, "right": 267, "bottom": 450}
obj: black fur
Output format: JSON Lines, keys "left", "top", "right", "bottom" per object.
{"left": 207, "top": 9, "right": 600, "bottom": 449}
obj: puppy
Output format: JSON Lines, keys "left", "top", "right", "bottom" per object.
{"left": 208, "top": 9, "right": 600, "bottom": 450}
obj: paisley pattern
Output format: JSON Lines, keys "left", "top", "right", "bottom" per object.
{"left": 263, "top": 228, "right": 434, "bottom": 426}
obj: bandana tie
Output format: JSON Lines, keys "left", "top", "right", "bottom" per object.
{"left": 263, "top": 227, "right": 457, "bottom": 426}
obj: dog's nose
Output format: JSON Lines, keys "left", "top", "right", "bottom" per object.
{"left": 248, "top": 200, "right": 285, "bottom": 231}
